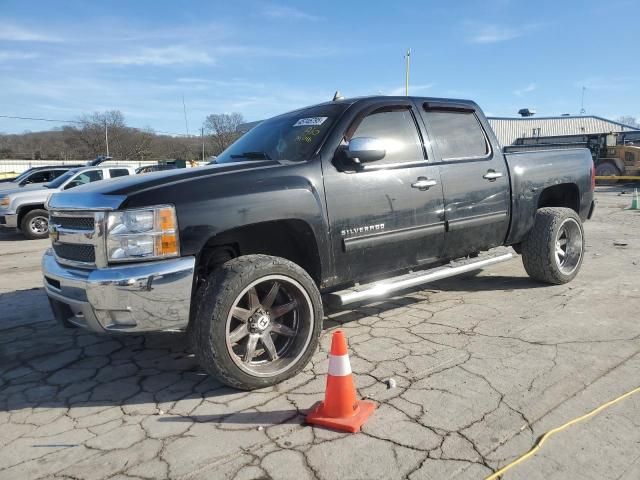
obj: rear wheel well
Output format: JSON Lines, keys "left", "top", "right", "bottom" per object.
{"left": 17, "top": 204, "right": 46, "bottom": 229}
{"left": 195, "top": 220, "right": 322, "bottom": 287}
{"left": 537, "top": 184, "right": 579, "bottom": 213}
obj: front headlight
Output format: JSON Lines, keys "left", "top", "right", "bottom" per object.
{"left": 0, "top": 196, "right": 9, "bottom": 208}
{"left": 106, "top": 205, "right": 179, "bottom": 262}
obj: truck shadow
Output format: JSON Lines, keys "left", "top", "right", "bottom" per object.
{"left": 1, "top": 271, "right": 545, "bottom": 428}
{"left": 428, "top": 274, "right": 547, "bottom": 292}
{"left": 0, "top": 230, "right": 25, "bottom": 241}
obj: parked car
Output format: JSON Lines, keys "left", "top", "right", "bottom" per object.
{"left": 136, "top": 164, "right": 179, "bottom": 174}
{"left": 0, "top": 165, "right": 83, "bottom": 190}
{"left": 43, "top": 96, "right": 595, "bottom": 390}
{"left": 0, "top": 165, "right": 135, "bottom": 239}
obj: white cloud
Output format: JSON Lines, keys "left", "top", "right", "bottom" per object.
{"left": 388, "top": 83, "right": 434, "bottom": 96}
{"left": 514, "top": 83, "right": 537, "bottom": 96}
{"left": 468, "top": 23, "right": 546, "bottom": 44}
{"left": 574, "top": 77, "right": 630, "bottom": 91}
{"left": 470, "top": 25, "right": 520, "bottom": 44}
{"left": 176, "top": 77, "right": 211, "bottom": 84}
{"left": 263, "top": 5, "right": 322, "bottom": 21}
{"left": 0, "top": 23, "right": 61, "bottom": 42}
{"left": 97, "top": 46, "right": 215, "bottom": 66}
{"left": 0, "top": 50, "right": 37, "bottom": 61}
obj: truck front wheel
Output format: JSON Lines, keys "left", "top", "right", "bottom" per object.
{"left": 21, "top": 209, "right": 50, "bottom": 240}
{"left": 192, "top": 254, "right": 323, "bottom": 390}
{"left": 521, "top": 207, "right": 585, "bottom": 285}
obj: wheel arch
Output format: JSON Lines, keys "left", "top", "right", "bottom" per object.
{"left": 16, "top": 203, "right": 47, "bottom": 228}
{"left": 537, "top": 183, "right": 580, "bottom": 213}
{"left": 195, "top": 219, "right": 323, "bottom": 286}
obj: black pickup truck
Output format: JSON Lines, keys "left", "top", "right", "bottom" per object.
{"left": 43, "top": 96, "right": 595, "bottom": 389}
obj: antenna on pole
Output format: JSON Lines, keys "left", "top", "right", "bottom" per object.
{"left": 182, "top": 94, "right": 190, "bottom": 135}
{"left": 405, "top": 48, "right": 411, "bottom": 96}
{"left": 579, "top": 86, "right": 586, "bottom": 115}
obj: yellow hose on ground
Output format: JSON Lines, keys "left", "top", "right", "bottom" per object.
{"left": 485, "top": 385, "right": 640, "bottom": 480}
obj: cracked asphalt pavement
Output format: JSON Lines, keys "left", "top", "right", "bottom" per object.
{"left": 1, "top": 187, "right": 639, "bottom": 480}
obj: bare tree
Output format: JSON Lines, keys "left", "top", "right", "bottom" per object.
{"left": 617, "top": 116, "right": 640, "bottom": 128}
{"left": 0, "top": 110, "right": 232, "bottom": 161}
{"left": 203, "top": 113, "right": 245, "bottom": 154}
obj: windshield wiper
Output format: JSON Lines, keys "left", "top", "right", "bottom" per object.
{"left": 230, "top": 151, "right": 271, "bottom": 160}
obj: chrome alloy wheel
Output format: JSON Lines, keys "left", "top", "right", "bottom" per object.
{"left": 554, "top": 217, "right": 583, "bottom": 275}
{"left": 225, "top": 274, "right": 314, "bottom": 377}
{"left": 29, "top": 216, "right": 49, "bottom": 235}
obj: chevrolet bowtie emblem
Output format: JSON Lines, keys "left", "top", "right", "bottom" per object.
{"left": 49, "top": 225, "right": 59, "bottom": 242}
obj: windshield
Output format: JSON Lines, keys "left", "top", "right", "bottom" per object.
{"left": 12, "top": 169, "right": 34, "bottom": 183}
{"left": 45, "top": 170, "right": 76, "bottom": 188}
{"left": 216, "top": 104, "right": 348, "bottom": 164}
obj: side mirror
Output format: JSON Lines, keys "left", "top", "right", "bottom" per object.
{"left": 345, "top": 137, "right": 386, "bottom": 163}
{"left": 19, "top": 179, "right": 30, "bottom": 186}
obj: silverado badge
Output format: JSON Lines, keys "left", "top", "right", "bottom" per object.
{"left": 341, "top": 223, "right": 385, "bottom": 237}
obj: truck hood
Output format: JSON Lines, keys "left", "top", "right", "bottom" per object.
{"left": 0, "top": 182, "right": 45, "bottom": 193}
{"left": 73, "top": 160, "right": 279, "bottom": 197}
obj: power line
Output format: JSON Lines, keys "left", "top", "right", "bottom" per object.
{"left": 0, "top": 114, "right": 82, "bottom": 124}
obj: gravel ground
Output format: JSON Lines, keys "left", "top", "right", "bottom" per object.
{"left": 1, "top": 186, "right": 639, "bottom": 480}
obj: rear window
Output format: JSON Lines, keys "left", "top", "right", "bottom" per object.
{"left": 423, "top": 110, "right": 489, "bottom": 160}
{"left": 109, "top": 169, "right": 130, "bottom": 178}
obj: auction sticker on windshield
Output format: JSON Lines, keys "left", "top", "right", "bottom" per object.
{"left": 293, "top": 117, "right": 327, "bottom": 127}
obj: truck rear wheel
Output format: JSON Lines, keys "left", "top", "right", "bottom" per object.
{"left": 21, "top": 209, "right": 49, "bottom": 240}
{"left": 595, "top": 161, "right": 621, "bottom": 184}
{"left": 521, "top": 207, "right": 584, "bottom": 285}
{"left": 192, "top": 254, "right": 323, "bottom": 390}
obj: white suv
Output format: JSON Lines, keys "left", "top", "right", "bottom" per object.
{"left": 0, "top": 166, "right": 136, "bottom": 239}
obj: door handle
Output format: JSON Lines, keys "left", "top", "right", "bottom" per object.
{"left": 483, "top": 170, "right": 503, "bottom": 181}
{"left": 411, "top": 177, "right": 437, "bottom": 190}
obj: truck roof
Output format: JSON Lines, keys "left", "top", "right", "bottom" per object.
{"left": 273, "top": 95, "right": 480, "bottom": 118}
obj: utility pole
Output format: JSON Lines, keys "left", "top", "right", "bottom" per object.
{"left": 105, "top": 121, "right": 109, "bottom": 156}
{"left": 405, "top": 48, "right": 411, "bottom": 96}
{"left": 201, "top": 126, "right": 205, "bottom": 162}
{"left": 182, "top": 94, "right": 189, "bottom": 136}
{"left": 579, "top": 86, "right": 586, "bottom": 115}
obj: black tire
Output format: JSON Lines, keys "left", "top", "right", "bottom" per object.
{"left": 192, "top": 254, "right": 323, "bottom": 390}
{"left": 595, "top": 162, "right": 621, "bottom": 184}
{"left": 20, "top": 209, "right": 50, "bottom": 240}
{"left": 521, "top": 207, "right": 585, "bottom": 285}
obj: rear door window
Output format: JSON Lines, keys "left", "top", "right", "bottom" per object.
{"left": 423, "top": 110, "right": 489, "bottom": 160}
{"left": 109, "top": 169, "right": 130, "bottom": 178}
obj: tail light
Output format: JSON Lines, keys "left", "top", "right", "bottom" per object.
{"left": 591, "top": 164, "right": 596, "bottom": 191}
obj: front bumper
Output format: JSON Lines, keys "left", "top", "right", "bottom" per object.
{"left": 42, "top": 249, "right": 196, "bottom": 333}
{"left": 0, "top": 213, "right": 17, "bottom": 228}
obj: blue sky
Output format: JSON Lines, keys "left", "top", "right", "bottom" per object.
{"left": 1, "top": 0, "right": 638, "bottom": 135}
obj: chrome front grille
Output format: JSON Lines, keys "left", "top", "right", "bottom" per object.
{"left": 50, "top": 215, "right": 95, "bottom": 230}
{"left": 49, "top": 210, "right": 107, "bottom": 268}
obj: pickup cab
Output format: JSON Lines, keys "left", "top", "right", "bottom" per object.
{"left": 42, "top": 96, "right": 595, "bottom": 389}
{"left": 0, "top": 165, "right": 82, "bottom": 190}
{"left": 0, "top": 165, "right": 134, "bottom": 239}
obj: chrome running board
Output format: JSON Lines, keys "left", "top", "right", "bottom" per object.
{"left": 326, "top": 252, "right": 514, "bottom": 306}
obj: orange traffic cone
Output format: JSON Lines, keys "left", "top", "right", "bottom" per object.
{"left": 306, "top": 330, "right": 376, "bottom": 433}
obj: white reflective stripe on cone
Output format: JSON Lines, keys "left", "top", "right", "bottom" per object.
{"left": 328, "top": 354, "right": 352, "bottom": 376}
